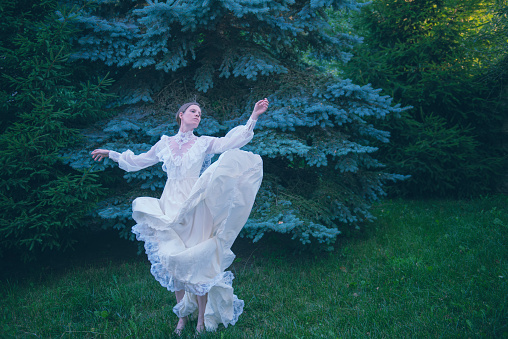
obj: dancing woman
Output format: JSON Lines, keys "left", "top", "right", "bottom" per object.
{"left": 91, "top": 99, "right": 268, "bottom": 334}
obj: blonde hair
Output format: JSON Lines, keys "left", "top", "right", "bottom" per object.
{"left": 176, "top": 102, "right": 200, "bottom": 126}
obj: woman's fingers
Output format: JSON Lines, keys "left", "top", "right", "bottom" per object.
{"left": 91, "top": 149, "right": 107, "bottom": 161}
{"left": 254, "top": 98, "right": 269, "bottom": 114}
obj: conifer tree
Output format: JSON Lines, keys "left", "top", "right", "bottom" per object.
{"left": 343, "top": 0, "right": 507, "bottom": 196}
{"left": 63, "top": 0, "right": 408, "bottom": 248}
{"left": 0, "top": 1, "right": 113, "bottom": 260}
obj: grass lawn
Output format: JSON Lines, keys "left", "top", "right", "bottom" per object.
{"left": 1, "top": 196, "right": 507, "bottom": 338}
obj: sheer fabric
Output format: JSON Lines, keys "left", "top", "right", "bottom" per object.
{"left": 109, "top": 118, "right": 258, "bottom": 176}
{"left": 108, "top": 118, "right": 262, "bottom": 331}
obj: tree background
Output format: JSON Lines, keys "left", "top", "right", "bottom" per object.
{"left": 342, "top": 0, "right": 508, "bottom": 196}
{"left": 61, "top": 0, "right": 410, "bottom": 249}
{"left": 0, "top": 0, "right": 113, "bottom": 261}
{"left": 1, "top": 0, "right": 506, "bottom": 259}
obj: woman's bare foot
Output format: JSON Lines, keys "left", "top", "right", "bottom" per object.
{"left": 174, "top": 316, "right": 188, "bottom": 336}
{"left": 195, "top": 320, "right": 205, "bottom": 334}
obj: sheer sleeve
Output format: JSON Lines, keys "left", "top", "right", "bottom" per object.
{"left": 108, "top": 143, "right": 160, "bottom": 172}
{"left": 206, "top": 118, "right": 257, "bottom": 154}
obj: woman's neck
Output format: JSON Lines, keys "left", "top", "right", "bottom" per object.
{"left": 178, "top": 125, "right": 194, "bottom": 133}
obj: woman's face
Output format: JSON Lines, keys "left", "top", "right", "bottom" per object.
{"left": 179, "top": 104, "right": 201, "bottom": 129}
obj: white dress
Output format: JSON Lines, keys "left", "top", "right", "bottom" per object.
{"left": 108, "top": 118, "right": 263, "bottom": 331}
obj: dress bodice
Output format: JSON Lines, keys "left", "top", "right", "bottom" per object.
{"left": 155, "top": 135, "right": 209, "bottom": 180}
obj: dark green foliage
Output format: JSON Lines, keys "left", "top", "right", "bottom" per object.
{"left": 480, "top": 2, "right": 508, "bottom": 116}
{"left": 343, "top": 0, "right": 507, "bottom": 197}
{"left": 381, "top": 112, "right": 494, "bottom": 196}
{"left": 0, "top": 1, "right": 114, "bottom": 260}
{"left": 0, "top": 0, "right": 58, "bottom": 132}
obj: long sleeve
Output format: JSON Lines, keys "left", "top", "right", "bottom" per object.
{"left": 109, "top": 143, "right": 160, "bottom": 172}
{"left": 205, "top": 118, "right": 257, "bottom": 154}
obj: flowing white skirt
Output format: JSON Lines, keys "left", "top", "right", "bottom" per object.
{"left": 131, "top": 149, "right": 263, "bottom": 331}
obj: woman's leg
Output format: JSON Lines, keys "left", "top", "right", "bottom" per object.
{"left": 174, "top": 290, "right": 187, "bottom": 334}
{"left": 196, "top": 293, "right": 208, "bottom": 333}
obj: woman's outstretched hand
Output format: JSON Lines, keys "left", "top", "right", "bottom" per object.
{"left": 251, "top": 98, "right": 269, "bottom": 120}
{"left": 91, "top": 149, "right": 110, "bottom": 162}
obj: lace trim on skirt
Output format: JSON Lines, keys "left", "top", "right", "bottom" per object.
{"left": 132, "top": 223, "right": 234, "bottom": 295}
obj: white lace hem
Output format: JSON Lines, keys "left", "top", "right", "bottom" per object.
{"left": 132, "top": 223, "right": 235, "bottom": 295}
{"left": 171, "top": 281, "right": 245, "bottom": 331}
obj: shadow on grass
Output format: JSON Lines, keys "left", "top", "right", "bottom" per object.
{"left": 0, "top": 229, "right": 140, "bottom": 284}
{"left": 0, "top": 204, "right": 386, "bottom": 285}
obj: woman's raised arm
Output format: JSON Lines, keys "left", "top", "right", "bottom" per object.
{"left": 205, "top": 98, "right": 269, "bottom": 154}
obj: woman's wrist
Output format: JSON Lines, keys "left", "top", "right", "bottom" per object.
{"left": 109, "top": 150, "right": 120, "bottom": 162}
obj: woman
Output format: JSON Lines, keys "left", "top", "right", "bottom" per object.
{"left": 91, "top": 99, "right": 268, "bottom": 334}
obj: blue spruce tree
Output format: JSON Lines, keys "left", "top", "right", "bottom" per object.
{"left": 62, "top": 0, "right": 408, "bottom": 248}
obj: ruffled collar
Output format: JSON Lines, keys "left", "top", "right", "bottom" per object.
{"left": 174, "top": 130, "right": 195, "bottom": 150}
